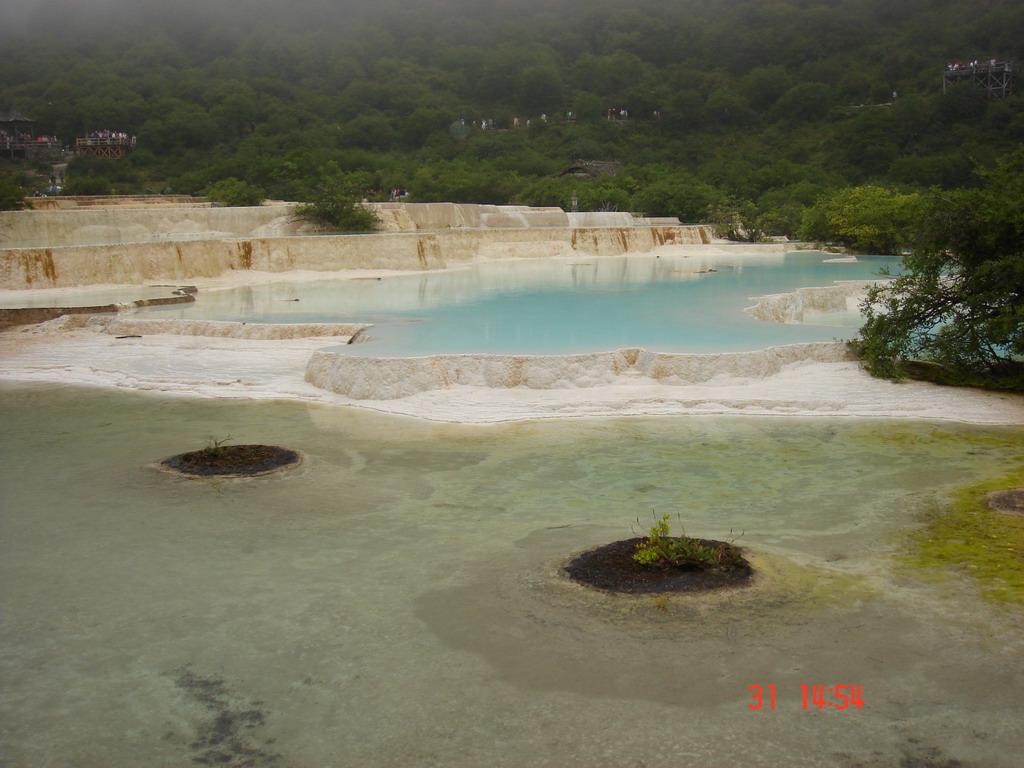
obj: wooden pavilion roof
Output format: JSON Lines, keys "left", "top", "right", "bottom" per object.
{"left": 0, "top": 109, "right": 36, "bottom": 123}
{"left": 555, "top": 159, "right": 622, "bottom": 178}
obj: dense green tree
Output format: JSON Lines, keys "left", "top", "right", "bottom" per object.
{"left": 575, "top": 176, "right": 639, "bottom": 212}
{"left": 739, "top": 65, "right": 794, "bottom": 112}
{"left": 62, "top": 176, "right": 115, "bottom": 196}
{"left": 887, "top": 154, "right": 974, "bottom": 189}
{"left": 754, "top": 187, "right": 818, "bottom": 239}
{"left": 0, "top": 174, "right": 32, "bottom": 211}
{"left": 202, "top": 178, "right": 265, "bottom": 207}
{"left": 293, "top": 178, "right": 380, "bottom": 232}
{"left": 798, "top": 186, "right": 923, "bottom": 254}
{"left": 514, "top": 177, "right": 575, "bottom": 209}
{"left": 570, "top": 92, "right": 605, "bottom": 123}
{"left": 631, "top": 171, "right": 720, "bottom": 222}
{"left": 829, "top": 110, "right": 902, "bottom": 180}
{"left": 338, "top": 114, "right": 398, "bottom": 151}
{"left": 1, "top": 0, "right": 1022, "bottom": 214}
{"left": 571, "top": 52, "right": 649, "bottom": 102}
{"left": 138, "top": 102, "right": 219, "bottom": 153}
{"left": 398, "top": 107, "right": 452, "bottom": 148}
{"left": 937, "top": 82, "right": 990, "bottom": 124}
{"left": 408, "top": 161, "right": 520, "bottom": 205}
{"left": 704, "top": 88, "right": 755, "bottom": 126}
{"left": 706, "top": 197, "right": 775, "bottom": 243}
{"left": 857, "top": 150, "right": 1024, "bottom": 382}
{"left": 212, "top": 92, "right": 262, "bottom": 137}
{"left": 770, "top": 82, "right": 836, "bottom": 123}
{"left": 516, "top": 65, "right": 565, "bottom": 113}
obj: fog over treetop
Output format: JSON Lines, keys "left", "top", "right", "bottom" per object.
{"left": 1, "top": 0, "right": 1021, "bottom": 233}
{"left": 4, "top": 0, "right": 1021, "bottom": 49}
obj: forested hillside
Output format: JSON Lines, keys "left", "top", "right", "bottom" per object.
{"left": 1, "top": 0, "right": 1022, "bottom": 230}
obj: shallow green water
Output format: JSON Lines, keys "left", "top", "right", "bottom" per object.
{"left": 1, "top": 383, "right": 1022, "bottom": 767}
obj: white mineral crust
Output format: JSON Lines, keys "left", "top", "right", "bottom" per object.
{"left": 2, "top": 309, "right": 1020, "bottom": 425}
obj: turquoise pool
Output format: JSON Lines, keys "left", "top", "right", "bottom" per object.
{"left": 137, "top": 251, "right": 901, "bottom": 356}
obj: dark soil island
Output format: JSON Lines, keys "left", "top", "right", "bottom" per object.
{"left": 565, "top": 537, "right": 753, "bottom": 594}
{"left": 161, "top": 445, "right": 301, "bottom": 477}
{"left": 988, "top": 487, "right": 1024, "bottom": 516}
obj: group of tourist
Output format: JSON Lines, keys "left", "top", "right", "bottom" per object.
{"left": 463, "top": 106, "right": 663, "bottom": 132}
{"left": 1, "top": 131, "right": 60, "bottom": 148}
{"left": 946, "top": 59, "right": 1006, "bottom": 71}
{"left": 82, "top": 129, "right": 136, "bottom": 144}
{"left": 358, "top": 187, "right": 408, "bottom": 202}
{"left": 478, "top": 115, "right": 553, "bottom": 129}
{"left": 477, "top": 116, "right": 545, "bottom": 129}
{"left": 605, "top": 107, "right": 661, "bottom": 119}
{"left": 0, "top": 129, "right": 34, "bottom": 147}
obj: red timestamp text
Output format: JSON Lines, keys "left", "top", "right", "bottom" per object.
{"left": 747, "top": 685, "right": 865, "bottom": 710}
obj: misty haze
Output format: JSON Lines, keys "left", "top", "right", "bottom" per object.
{"left": 1, "top": 1, "right": 1022, "bottom": 767}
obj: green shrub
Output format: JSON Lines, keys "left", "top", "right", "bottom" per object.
{"left": 202, "top": 435, "right": 233, "bottom": 457}
{"left": 294, "top": 179, "right": 380, "bottom": 232}
{"left": 0, "top": 174, "right": 31, "bottom": 211}
{"left": 203, "top": 178, "right": 265, "bottom": 207}
{"left": 633, "top": 513, "right": 728, "bottom": 568}
{"left": 798, "top": 185, "right": 923, "bottom": 254}
{"left": 63, "top": 175, "right": 114, "bottom": 196}
{"left": 706, "top": 197, "right": 773, "bottom": 242}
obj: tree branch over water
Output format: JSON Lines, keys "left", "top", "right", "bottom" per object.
{"left": 856, "top": 149, "right": 1024, "bottom": 387}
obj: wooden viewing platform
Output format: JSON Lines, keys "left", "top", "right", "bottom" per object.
{"left": 0, "top": 109, "right": 60, "bottom": 159}
{"left": 943, "top": 60, "right": 1016, "bottom": 98}
{"left": 0, "top": 138, "right": 61, "bottom": 159}
{"left": 75, "top": 136, "right": 135, "bottom": 159}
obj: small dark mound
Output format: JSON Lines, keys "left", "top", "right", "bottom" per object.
{"left": 565, "top": 537, "right": 753, "bottom": 594}
{"left": 988, "top": 488, "right": 1024, "bottom": 516}
{"left": 161, "top": 445, "right": 300, "bottom": 477}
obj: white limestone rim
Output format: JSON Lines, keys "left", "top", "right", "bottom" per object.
{"left": 337, "top": 358, "right": 1024, "bottom": 426}
{"left": 304, "top": 342, "right": 854, "bottom": 400}
{"left": 1, "top": 322, "right": 1020, "bottom": 425}
{"left": 300, "top": 342, "right": 1024, "bottom": 425}
{"left": 743, "top": 280, "right": 892, "bottom": 325}
{"left": 49, "top": 314, "right": 371, "bottom": 340}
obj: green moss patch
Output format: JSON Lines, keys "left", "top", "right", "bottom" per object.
{"left": 899, "top": 360, "right": 1024, "bottom": 393}
{"left": 903, "top": 466, "right": 1024, "bottom": 606}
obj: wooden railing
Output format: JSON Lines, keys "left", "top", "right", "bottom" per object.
{"left": 76, "top": 136, "right": 133, "bottom": 148}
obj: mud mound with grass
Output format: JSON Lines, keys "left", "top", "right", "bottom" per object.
{"left": 160, "top": 444, "right": 300, "bottom": 477}
{"left": 565, "top": 537, "right": 752, "bottom": 594}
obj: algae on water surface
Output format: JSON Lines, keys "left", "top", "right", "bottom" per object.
{"left": 901, "top": 465, "right": 1024, "bottom": 606}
